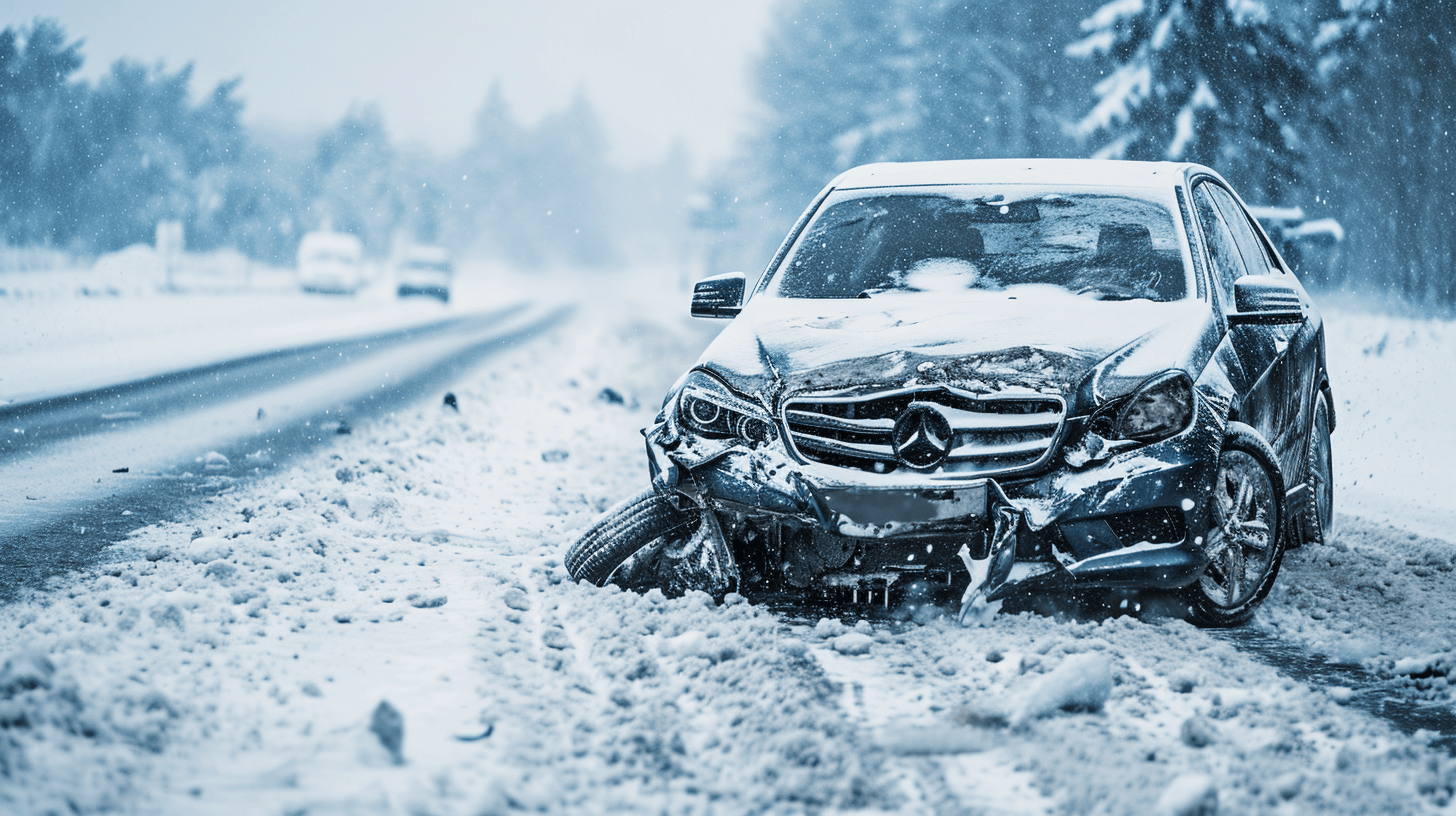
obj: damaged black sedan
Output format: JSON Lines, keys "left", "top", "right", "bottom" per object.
{"left": 568, "top": 159, "right": 1334, "bottom": 627}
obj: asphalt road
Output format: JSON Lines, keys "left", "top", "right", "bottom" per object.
{"left": 0, "top": 301, "right": 568, "bottom": 599}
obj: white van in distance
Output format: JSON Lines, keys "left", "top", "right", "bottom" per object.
{"left": 297, "top": 231, "right": 364, "bottom": 294}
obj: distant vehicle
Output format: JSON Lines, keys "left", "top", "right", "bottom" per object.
{"left": 297, "top": 231, "right": 364, "bottom": 294}
{"left": 394, "top": 245, "right": 452, "bottom": 303}
{"left": 568, "top": 158, "right": 1334, "bottom": 628}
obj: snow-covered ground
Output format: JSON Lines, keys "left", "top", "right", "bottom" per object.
{"left": 1, "top": 270, "right": 1454, "bottom": 814}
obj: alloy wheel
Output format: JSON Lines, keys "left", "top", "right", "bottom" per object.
{"left": 1198, "top": 450, "right": 1277, "bottom": 608}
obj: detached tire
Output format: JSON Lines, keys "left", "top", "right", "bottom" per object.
{"left": 1184, "top": 423, "right": 1286, "bottom": 628}
{"left": 566, "top": 488, "right": 699, "bottom": 586}
{"left": 1301, "top": 391, "right": 1335, "bottom": 546}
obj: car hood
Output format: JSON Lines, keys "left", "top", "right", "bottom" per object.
{"left": 693, "top": 286, "right": 1218, "bottom": 413}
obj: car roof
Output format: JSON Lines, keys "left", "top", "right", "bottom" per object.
{"left": 829, "top": 158, "right": 1208, "bottom": 190}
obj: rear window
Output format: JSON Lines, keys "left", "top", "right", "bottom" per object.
{"left": 765, "top": 184, "right": 1193, "bottom": 302}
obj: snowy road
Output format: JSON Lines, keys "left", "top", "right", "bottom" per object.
{"left": 0, "top": 301, "right": 565, "bottom": 598}
{"left": 0, "top": 280, "right": 1454, "bottom": 814}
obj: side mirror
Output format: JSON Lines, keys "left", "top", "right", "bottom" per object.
{"left": 1227, "top": 274, "right": 1304, "bottom": 326}
{"left": 691, "top": 272, "right": 745, "bottom": 319}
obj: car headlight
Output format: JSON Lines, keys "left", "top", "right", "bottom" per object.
{"left": 1113, "top": 371, "right": 1194, "bottom": 442}
{"left": 676, "top": 370, "right": 777, "bottom": 444}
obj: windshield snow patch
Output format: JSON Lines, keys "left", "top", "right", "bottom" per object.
{"left": 768, "top": 185, "right": 1191, "bottom": 303}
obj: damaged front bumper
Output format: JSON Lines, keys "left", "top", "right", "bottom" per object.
{"left": 644, "top": 401, "right": 1222, "bottom": 609}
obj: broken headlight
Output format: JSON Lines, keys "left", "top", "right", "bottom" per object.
{"left": 676, "top": 370, "right": 778, "bottom": 444}
{"left": 1113, "top": 371, "right": 1194, "bottom": 442}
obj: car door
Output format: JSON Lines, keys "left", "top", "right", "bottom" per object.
{"left": 1204, "top": 183, "right": 1312, "bottom": 479}
{"left": 1190, "top": 181, "right": 1293, "bottom": 469}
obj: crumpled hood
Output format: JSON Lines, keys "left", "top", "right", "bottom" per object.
{"left": 694, "top": 287, "right": 1218, "bottom": 413}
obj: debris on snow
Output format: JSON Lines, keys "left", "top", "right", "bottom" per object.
{"left": 0, "top": 650, "right": 55, "bottom": 695}
{"left": 406, "top": 592, "right": 447, "bottom": 609}
{"left": 1179, "top": 715, "right": 1218, "bottom": 748}
{"left": 597, "top": 386, "right": 625, "bottom": 404}
{"left": 831, "top": 632, "right": 875, "bottom": 656}
{"left": 541, "top": 449, "right": 570, "bottom": 462}
{"left": 180, "top": 536, "right": 232, "bottom": 564}
{"left": 813, "top": 618, "right": 847, "bottom": 638}
{"left": 1155, "top": 772, "right": 1218, "bottom": 816}
{"left": 658, "top": 630, "right": 738, "bottom": 663}
{"left": 1008, "top": 652, "right": 1113, "bottom": 727}
{"left": 369, "top": 700, "right": 405, "bottom": 765}
{"left": 442, "top": 391, "right": 458, "bottom": 411}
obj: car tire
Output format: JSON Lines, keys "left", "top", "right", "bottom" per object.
{"left": 1301, "top": 391, "right": 1335, "bottom": 546}
{"left": 1184, "top": 422, "right": 1286, "bottom": 627}
{"left": 565, "top": 488, "right": 699, "bottom": 586}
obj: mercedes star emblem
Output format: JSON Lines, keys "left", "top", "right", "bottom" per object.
{"left": 892, "top": 402, "right": 953, "bottom": 469}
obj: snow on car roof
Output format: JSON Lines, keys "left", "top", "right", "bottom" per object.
{"left": 830, "top": 158, "right": 1202, "bottom": 190}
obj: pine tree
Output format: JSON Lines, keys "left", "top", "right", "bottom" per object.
{"left": 1069, "top": 0, "right": 1326, "bottom": 202}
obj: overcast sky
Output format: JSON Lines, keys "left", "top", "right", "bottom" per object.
{"left": 0, "top": 0, "right": 779, "bottom": 166}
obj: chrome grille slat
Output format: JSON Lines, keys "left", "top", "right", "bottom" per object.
{"left": 783, "top": 386, "right": 1066, "bottom": 477}
{"left": 939, "top": 408, "right": 1062, "bottom": 431}
{"left": 947, "top": 437, "right": 1050, "bottom": 460}
{"left": 792, "top": 432, "right": 895, "bottom": 460}
{"left": 784, "top": 410, "right": 895, "bottom": 434}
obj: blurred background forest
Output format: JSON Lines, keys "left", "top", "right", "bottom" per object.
{"left": 1, "top": 0, "right": 1452, "bottom": 307}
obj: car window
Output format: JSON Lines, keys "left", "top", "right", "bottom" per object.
{"left": 1204, "top": 183, "right": 1276, "bottom": 277}
{"left": 765, "top": 184, "right": 1193, "bottom": 302}
{"left": 1191, "top": 182, "right": 1246, "bottom": 307}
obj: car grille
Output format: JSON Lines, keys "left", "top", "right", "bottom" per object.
{"left": 783, "top": 387, "right": 1065, "bottom": 477}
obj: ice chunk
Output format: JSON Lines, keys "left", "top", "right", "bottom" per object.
{"left": 406, "top": 593, "right": 447, "bottom": 609}
{"left": 1155, "top": 773, "right": 1217, "bottom": 816}
{"left": 813, "top": 618, "right": 847, "bottom": 638}
{"left": 182, "top": 536, "right": 232, "bottom": 564}
{"left": 831, "top": 632, "right": 874, "bottom": 656}
{"left": 1009, "top": 652, "right": 1112, "bottom": 726}
{"left": 660, "top": 630, "right": 738, "bottom": 663}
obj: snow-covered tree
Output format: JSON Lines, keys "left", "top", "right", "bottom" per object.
{"left": 734, "top": 0, "right": 1092, "bottom": 273}
{"left": 1305, "top": 0, "right": 1456, "bottom": 304}
{"left": 1069, "top": 0, "right": 1325, "bottom": 202}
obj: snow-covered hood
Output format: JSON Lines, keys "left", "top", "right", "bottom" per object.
{"left": 694, "top": 287, "right": 1218, "bottom": 414}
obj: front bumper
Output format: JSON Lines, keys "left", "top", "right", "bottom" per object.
{"left": 648, "top": 407, "right": 1221, "bottom": 602}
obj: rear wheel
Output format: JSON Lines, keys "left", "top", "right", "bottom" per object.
{"left": 1301, "top": 391, "right": 1334, "bottom": 546}
{"left": 565, "top": 488, "right": 698, "bottom": 586}
{"left": 1185, "top": 424, "right": 1286, "bottom": 627}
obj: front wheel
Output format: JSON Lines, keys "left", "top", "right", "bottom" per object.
{"left": 565, "top": 488, "right": 699, "bottom": 586}
{"left": 1184, "top": 423, "right": 1286, "bottom": 627}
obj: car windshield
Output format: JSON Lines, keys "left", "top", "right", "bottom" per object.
{"left": 765, "top": 185, "right": 1193, "bottom": 302}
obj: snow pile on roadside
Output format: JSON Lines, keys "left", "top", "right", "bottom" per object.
{"left": 1251, "top": 305, "right": 1456, "bottom": 695}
